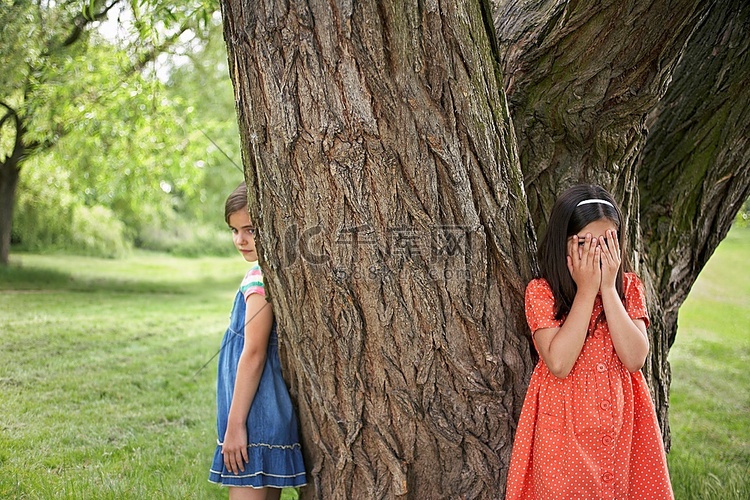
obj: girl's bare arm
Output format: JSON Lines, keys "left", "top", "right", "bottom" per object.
{"left": 599, "top": 229, "right": 649, "bottom": 371}
{"left": 222, "top": 294, "right": 274, "bottom": 474}
{"left": 601, "top": 290, "right": 649, "bottom": 372}
{"left": 535, "top": 234, "right": 600, "bottom": 379}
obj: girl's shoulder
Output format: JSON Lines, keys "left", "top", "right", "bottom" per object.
{"left": 623, "top": 272, "right": 644, "bottom": 288}
{"left": 622, "top": 272, "right": 647, "bottom": 301}
{"left": 622, "top": 272, "right": 649, "bottom": 322}
{"left": 240, "top": 262, "right": 265, "bottom": 298}
{"left": 524, "top": 278, "right": 562, "bottom": 331}
{"left": 525, "top": 277, "right": 553, "bottom": 299}
{"left": 526, "top": 277, "right": 551, "bottom": 289}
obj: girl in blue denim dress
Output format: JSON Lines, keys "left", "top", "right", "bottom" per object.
{"left": 209, "top": 183, "right": 306, "bottom": 498}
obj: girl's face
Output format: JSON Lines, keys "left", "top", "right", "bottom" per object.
{"left": 569, "top": 218, "right": 618, "bottom": 257}
{"left": 228, "top": 209, "right": 257, "bottom": 262}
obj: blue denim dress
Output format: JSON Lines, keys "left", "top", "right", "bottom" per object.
{"left": 208, "top": 289, "right": 307, "bottom": 488}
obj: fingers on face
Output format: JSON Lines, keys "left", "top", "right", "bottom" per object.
{"left": 570, "top": 232, "right": 620, "bottom": 263}
{"left": 592, "top": 242, "right": 601, "bottom": 268}
{"left": 603, "top": 230, "right": 620, "bottom": 260}
{"left": 584, "top": 236, "right": 593, "bottom": 261}
{"left": 568, "top": 236, "right": 578, "bottom": 260}
{"left": 610, "top": 229, "right": 620, "bottom": 253}
{"left": 569, "top": 234, "right": 599, "bottom": 266}
{"left": 586, "top": 235, "right": 599, "bottom": 265}
{"left": 600, "top": 235, "right": 611, "bottom": 259}
{"left": 567, "top": 231, "right": 621, "bottom": 274}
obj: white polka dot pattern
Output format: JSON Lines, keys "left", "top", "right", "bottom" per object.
{"left": 505, "top": 273, "right": 674, "bottom": 499}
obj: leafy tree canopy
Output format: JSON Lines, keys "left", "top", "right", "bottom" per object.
{"left": 2, "top": 0, "right": 243, "bottom": 257}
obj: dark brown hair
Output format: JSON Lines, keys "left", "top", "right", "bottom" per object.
{"left": 538, "top": 184, "right": 628, "bottom": 319}
{"left": 224, "top": 182, "right": 248, "bottom": 225}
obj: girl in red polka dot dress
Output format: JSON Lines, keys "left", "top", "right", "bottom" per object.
{"left": 506, "top": 184, "right": 674, "bottom": 500}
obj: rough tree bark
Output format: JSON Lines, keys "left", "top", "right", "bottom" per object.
{"left": 494, "top": 0, "right": 707, "bottom": 231}
{"left": 493, "top": 0, "right": 710, "bottom": 448}
{"left": 494, "top": 0, "right": 750, "bottom": 447}
{"left": 219, "top": 0, "right": 748, "bottom": 497}
{"left": 221, "top": 2, "right": 537, "bottom": 496}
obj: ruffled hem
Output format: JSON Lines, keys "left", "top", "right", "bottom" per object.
{"left": 207, "top": 471, "right": 307, "bottom": 489}
{"left": 208, "top": 444, "right": 307, "bottom": 488}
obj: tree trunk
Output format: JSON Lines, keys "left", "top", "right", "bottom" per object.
{"left": 219, "top": 0, "right": 749, "bottom": 497}
{"left": 0, "top": 103, "right": 26, "bottom": 266}
{"left": 221, "top": 1, "right": 537, "bottom": 497}
{"left": 494, "top": 0, "right": 708, "bottom": 235}
{"left": 0, "top": 158, "right": 20, "bottom": 266}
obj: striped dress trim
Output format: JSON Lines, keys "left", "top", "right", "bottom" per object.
{"left": 240, "top": 262, "right": 265, "bottom": 300}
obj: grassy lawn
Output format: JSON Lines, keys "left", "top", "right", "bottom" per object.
{"left": 0, "top": 226, "right": 747, "bottom": 499}
{"left": 0, "top": 252, "right": 298, "bottom": 499}
{"left": 668, "top": 225, "right": 750, "bottom": 499}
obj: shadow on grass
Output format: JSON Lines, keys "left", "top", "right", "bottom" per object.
{"left": 0, "top": 263, "right": 73, "bottom": 289}
{"left": 0, "top": 259, "right": 237, "bottom": 296}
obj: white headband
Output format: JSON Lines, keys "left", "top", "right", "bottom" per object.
{"left": 577, "top": 199, "right": 614, "bottom": 208}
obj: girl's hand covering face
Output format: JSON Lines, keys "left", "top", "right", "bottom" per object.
{"left": 566, "top": 233, "right": 601, "bottom": 295}
{"left": 599, "top": 229, "right": 621, "bottom": 289}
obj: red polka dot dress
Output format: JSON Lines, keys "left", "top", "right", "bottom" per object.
{"left": 506, "top": 273, "right": 673, "bottom": 499}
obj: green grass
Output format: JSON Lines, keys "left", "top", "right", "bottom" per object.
{"left": 1, "top": 227, "right": 748, "bottom": 499}
{"left": 0, "top": 251, "right": 299, "bottom": 499}
{"left": 668, "top": 226, "right": 750, "bottom": 499}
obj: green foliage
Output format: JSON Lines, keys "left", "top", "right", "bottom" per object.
{"left": 12, "top": 161, "right": 76, "bottom": 250}
{"left": 161, "top": 15, "right": 245, "bottom": 227}
{"left": 71, "top": 204, "right": 132, "bottom": 257}
{"left": 137, "top": 216, "right": 234, "bottom": 257}
{"left": 12, "top": 142, "right": 233, "bottom": 257}
{"left": 13, "top": 157, "right": 131, "bottom": 257}
{"left": 48, "top": 15, "right": 245, "bottom": 252}
{"left": 0, "top": 1, "right": 110, "bottom": 148}
{"left": 3, "top": 0, "right": 241, "bottom": 259}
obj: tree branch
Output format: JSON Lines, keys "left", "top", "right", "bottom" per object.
{"left": 61, "top": 0, "right": 123, "bottom": 47}
{"left": 633, "top": 0, "right": 750, "bottom": 450}
{"left": 40, "top": 0, "right": 125, "bottom": 57}
{"left": 131, "top": 21, "right": 195, "bottom": 73}
{"left": 0, "top": 100, "right": 29, "bottom": 167}
{"left": 640, "top": 0, "right": 750, "bottom": 321}
{"left": 0, "top": 102, "right": 17, "bottom": 130}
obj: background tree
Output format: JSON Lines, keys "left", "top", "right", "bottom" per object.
{"left": 1, "top": 0, "right": 131, "bottom": 264}
{"left": 1, "top": 0, "right": 237, "bottom": 263}
{"left": 219, "top": 0, "right": 749, "bottom": 498}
